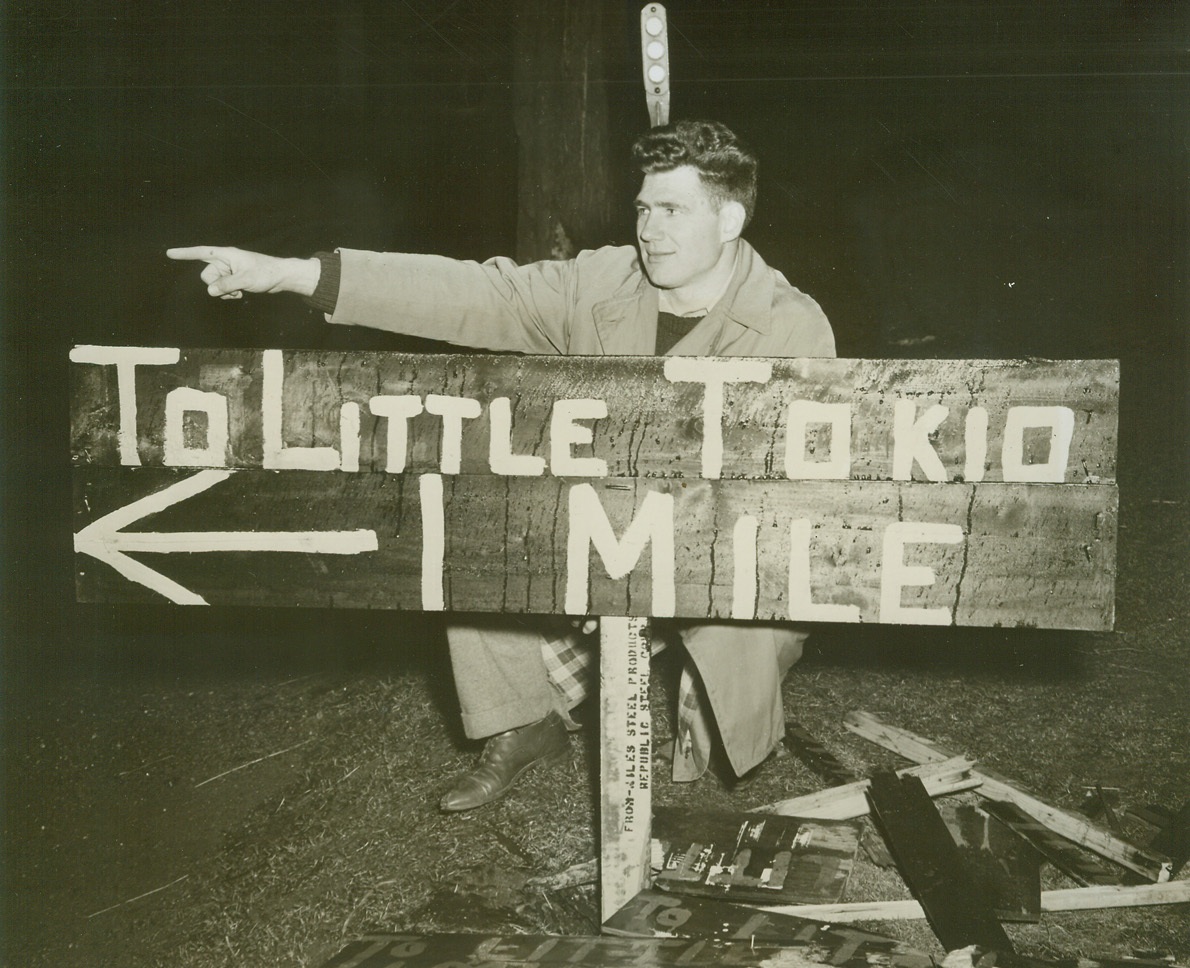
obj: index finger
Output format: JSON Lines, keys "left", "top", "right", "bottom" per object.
{"left": 166, "top": 246, "right": 226, "bottom": 263}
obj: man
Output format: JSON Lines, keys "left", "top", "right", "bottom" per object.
{"left": 169, "top": 119, "right": 835, "bottom": 812}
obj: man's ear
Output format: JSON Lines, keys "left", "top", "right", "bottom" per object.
{"left": 718, "top": 200, "right": 746, "bottom": 242}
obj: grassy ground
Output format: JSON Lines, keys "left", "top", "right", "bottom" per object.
{"left": 4, "top": 499, "right": 1187, "bottom": 967}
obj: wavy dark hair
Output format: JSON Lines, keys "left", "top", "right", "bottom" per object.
{"left": 631, "top": 120, "right": 759, "bottom": 226}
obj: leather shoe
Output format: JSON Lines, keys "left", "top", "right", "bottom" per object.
{"left": 440, "top": 711, "right": 569, "bottom": 812}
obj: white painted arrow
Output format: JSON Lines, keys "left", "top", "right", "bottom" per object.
{"left": 74, "top": 469, "right": 379, "bottom": 605}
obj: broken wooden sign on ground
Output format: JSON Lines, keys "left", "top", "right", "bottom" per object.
{"left": 650, "top": 806, "right": 861, "bottom": 905}
{"left": 743, "top": 712, "right": 1187, "bottom": 954}
{"left": 318, "top": 931, "right": 933, "bottom": 968}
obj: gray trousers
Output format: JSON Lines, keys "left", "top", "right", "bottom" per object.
{"left": 446, "top": 616, "right": 578, "bottom": 739}
{"left": 447, "top": 615, "right": 807, "bottom": 779}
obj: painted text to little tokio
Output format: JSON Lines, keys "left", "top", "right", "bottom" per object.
{"left": 70, "top": 348, "right": 1118, "bottom": 628}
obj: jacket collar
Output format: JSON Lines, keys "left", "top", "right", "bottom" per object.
{"left": 715, "top": 240, "right": 774, "bottom": 336}
{"left": 591, "top": 259, "right": 659, "bottom": 355}
{"left": 591, "top": 240, "right": 774, "bottom": 354}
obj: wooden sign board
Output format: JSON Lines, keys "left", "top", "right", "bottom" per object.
{"left": 71, "top": 348, "right": 1118, "bottom": 630}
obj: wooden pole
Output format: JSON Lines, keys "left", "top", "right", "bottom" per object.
{"left": 512, "top": 0, "right": 616, "bottom": 262}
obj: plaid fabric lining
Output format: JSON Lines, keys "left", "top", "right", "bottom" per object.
{"left": 541, "top": 626, "right": 712, "bottom": 780}
{"left": 673, "top": 661, "right": 713, "bottom": 781}
{"left": 542, "top": 636, "right": 595, "bottom": 708}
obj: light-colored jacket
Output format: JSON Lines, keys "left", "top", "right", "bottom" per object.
{"left": 331, "top": 240, "right": 835, "bottom": 777}
{"left": 331, "top": 240, "right": 835, "bottom": 359}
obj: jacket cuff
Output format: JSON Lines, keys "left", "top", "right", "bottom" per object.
{"left": 303, "top": 251, "right": 341, "bottom": 314}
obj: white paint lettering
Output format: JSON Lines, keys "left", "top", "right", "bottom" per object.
{"left": 424, "top": 394, "right": 482, "bottom": 475}
{"left": 788, "top": 519, "right": 861, "bottom": 622}
{"left": 339, "top": 402, "right": 361, "bottom": 472}
{"left": 73, "top": 469, "right": 377, "bottom": 607}
{"left": 880, "top": 520, "right": 964, "bottom": 625}
{"left": 551, "top": 399, "right": 609, "bottom": 477}
{"left": 488, "top": 396, "right": 546, "bottom": 476}
{"left": 163, "top": 386, "right": 229, "bottom": 467}
{"left": 731, "top": 515, "right": 758, "bottom": 620}
{"left": 419, "top": 473, "right": 445, "bottom": 611}
{"left": 663, "top": 358, "right": 773, "bottom": 479}
{"left": 69, "top": 345, "right": 181, "bottom": 466}
{"left": 784, "top": 400, "right": 852, "bottom": 480}
{"left": 964, "top": 406, "right": 989, "bottom": 483}
{"left": 892, "top": 399, "right": 949, "bottom": 482}
{"left": 1002, "top": 405, "right": 1075, "bottom": 483}
{"left": 368, "top": 394, "right": 423, "bottom": 473}
{"left": 261, "top": 350, "right": 340, "bottom": 471}
{"left": 565, "top": 484, "right": 674, "bottom": 616}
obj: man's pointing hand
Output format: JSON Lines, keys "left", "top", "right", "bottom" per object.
{"left": 166, "top": 246, "right": 321, "bottom": 299}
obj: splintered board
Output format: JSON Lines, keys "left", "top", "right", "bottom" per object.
{"left": 867, "top": 772, "right": 1015, "bottom": 953}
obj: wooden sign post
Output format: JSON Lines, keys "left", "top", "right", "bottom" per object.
{"left": 70, "top": 347, "right": 1119, "bottom": 918}
{"left": 599, "top": 616, "right": 652, "bottom": 920}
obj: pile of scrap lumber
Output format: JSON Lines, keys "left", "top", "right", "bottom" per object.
{"left": 319, "top": 711, "right": 1187, "bottom": 968}
{"left": 629, "top": 709, "right": 1188, "bottom": 964}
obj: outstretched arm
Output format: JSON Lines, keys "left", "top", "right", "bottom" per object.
{"left": 166, "top": 246, "right": 321, "bottom": 300}
{"left": 171, "top": 243, "right": 581, "bottom": 355}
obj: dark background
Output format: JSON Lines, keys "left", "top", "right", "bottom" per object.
{"left": 2, "top": 4, "right": 1187, "bottom": 961}
{"left": 3, "top": 2, "right": 1186, "bottom": 690}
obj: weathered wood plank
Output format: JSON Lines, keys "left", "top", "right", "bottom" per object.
{"left": 751, "top": 755, "right": 980, "bottom": 819}
{"left": 866, "top": 772, "right": 1015, "bottom": 953}
{"left": 70, "top": 349, "right": 1120, "bottom": 630}
{"left": 599, "top": 617, "right": 652, "bottom": 922}
{"left": 72, "top": 468, "right": 1117, "bottom": 629}
{"left": 843, "top": 710, "right": 1173, "bottom": 882}
{"left": 70, "top": 349, "right": 1119, "bottom": 484}
{"left": 755, "top": 879, "right": 1190, "bottom": 923}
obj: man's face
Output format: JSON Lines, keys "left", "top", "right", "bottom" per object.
{"left": 635, "top": 165, "right": 734, "bottom": 292}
